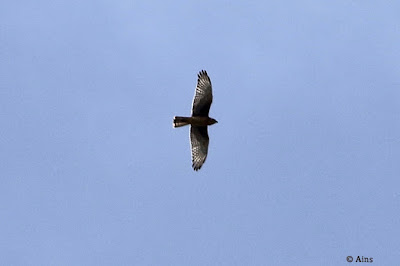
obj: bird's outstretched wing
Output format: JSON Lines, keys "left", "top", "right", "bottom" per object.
{"left": 192, "top": 70, "right": 213, "bottom": 116}
{"left": 190, "top": 126, "right": 209, "bottom": 171}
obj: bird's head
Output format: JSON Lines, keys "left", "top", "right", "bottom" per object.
{"left": 208, "top": 118, "right": 218, "bottom": 125}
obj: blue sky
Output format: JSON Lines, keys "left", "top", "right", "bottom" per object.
{"left": 1, "top": 0, "right": 399, "bottom": 265}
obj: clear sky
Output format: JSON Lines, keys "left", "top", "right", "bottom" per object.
{"left": 1, "top": 1, "right": 399, "bottom": 265}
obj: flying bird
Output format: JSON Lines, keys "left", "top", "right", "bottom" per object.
{"left": 173, "top": 70, "right": 218, "bottom": 171}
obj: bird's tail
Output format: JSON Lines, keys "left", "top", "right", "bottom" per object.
{"left": 173, "top": 116, "right": 191, "bottom": 128}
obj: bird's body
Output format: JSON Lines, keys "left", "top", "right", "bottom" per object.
{"left": 173, "top": 116, "right": 217, "bottom": 127}
{"left": 173, "top": 70, "right": 217, "bottom": 171}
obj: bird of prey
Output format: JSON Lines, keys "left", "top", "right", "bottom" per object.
{"left": 173, "top": 70, "right": 218, "bottom": 171}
